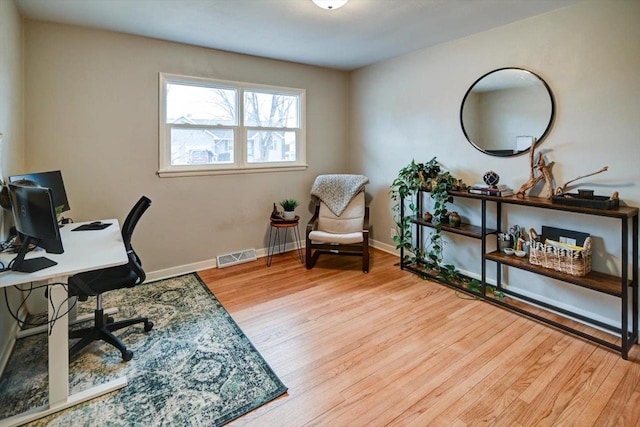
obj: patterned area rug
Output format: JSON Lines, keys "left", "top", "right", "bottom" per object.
{"left": 0, "top": 273, "right": 287, "bottom": 426}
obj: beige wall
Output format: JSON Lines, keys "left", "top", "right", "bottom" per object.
{"left": 24, "top": 21, "right": 349, "bottom": 275}
{"left": 0, "top": 0, "right": 26, "bottom": 372}
{"left": 350, "top": 0, "right": 640, "bottom": 325}
{"left": 0, "top": 2, "right": 25, "bottom": 185}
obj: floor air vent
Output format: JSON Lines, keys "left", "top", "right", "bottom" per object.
{"left": 216, "top": 248, "right": 257, "bottom": 268}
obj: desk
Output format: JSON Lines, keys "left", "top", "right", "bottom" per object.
{"left": 0, "top": 219, "right": 129, "bottom": 427}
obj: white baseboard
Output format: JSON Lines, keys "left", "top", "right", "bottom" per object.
{"left": 370, "top": 239, "right": 399, "bottom": 256}
{"left": 145, "top": 259, "right": 219, "bottom": 282}
{"left": 145, "top": 242, "right": 296, "bottom": 282}
{"left": 147, "top": 238, "right": 397, "bottom": 282}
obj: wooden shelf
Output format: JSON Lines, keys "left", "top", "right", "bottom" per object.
{"left": 448, "top": 190, "right": 639, "bottom": 219}
{"left": 411, "top": 216, "right": 497, "bottom": 239}
{"left": 485, "top": 251, "right": 627, "bottom": 297}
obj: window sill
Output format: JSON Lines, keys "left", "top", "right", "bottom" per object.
{"left": 157, "top": 164, "right": 308, "bottom": 178}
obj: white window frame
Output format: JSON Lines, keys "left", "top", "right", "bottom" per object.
{"left": 158, "top": 73, "right": 307, "bottom": 177}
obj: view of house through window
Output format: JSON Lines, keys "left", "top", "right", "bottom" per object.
{"left": 244, "top": 90, "right": 298, "bottom": 163}
{"left": 159, "top": 74, "right": 306, "bottom": 176}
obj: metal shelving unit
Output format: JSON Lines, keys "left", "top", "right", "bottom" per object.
{"left": 400, "top": 189, "right": 639, "bottom": 359}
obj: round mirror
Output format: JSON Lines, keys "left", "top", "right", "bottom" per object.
{"left": 460, "top": 68, "right": 555, "bottom": 156}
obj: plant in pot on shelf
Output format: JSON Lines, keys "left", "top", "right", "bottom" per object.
{"left": 391, "top": 157, "right": 455, "bottom": 269}
{"left": 391, "top": 159, "right": 433, "bottom": 265}
{"left": 280, "top": 199, "right": 299, "bottom": 220}
{"left": 424, "top": 170, "right": 457, "bottom": 268}
{"left": 391, "top": 158, "right": 495, "bottom": 296}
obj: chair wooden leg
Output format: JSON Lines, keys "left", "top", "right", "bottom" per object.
{"left": 363, "top": 236, "right": 370, "bottom": 273}
{"left": 363, "top": 251, "right": 369, "bottom": 273}
{"left": 306, "top": 245, "right": 312, "bottom": 269}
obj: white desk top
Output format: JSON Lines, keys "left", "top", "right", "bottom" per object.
{"left": 0, "top": 219, "right": 129, "bottom": 287}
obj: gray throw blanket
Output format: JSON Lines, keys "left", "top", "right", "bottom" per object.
{"left": 311, "top": 174, "right": 369, "bottom": 216}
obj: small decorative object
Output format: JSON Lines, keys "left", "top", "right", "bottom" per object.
{"left": 449, "top": 211, "right": 461, "bottom": 227}
{"left": 578, "top": 189, "right": 594, "bottom": 199}
{"left": 483, "top": 170, "right": 500, "bottom": 188}
{"left": 270, "top": 203, "right": 283, "bottom": 220}
{"left": 439, "top": 211, "right": 450, "bottom": 224}
{"left": 498, "top": 233, "right": 513, "bottom": 251}
{"left": 516, "top": 139, "right": 555, "bottom": 199}
{"left": 279, "top": 199, "right": 299, "bottom": 220}
{"left": 514, "top": 250, "right": 527, "bottom": 257}
{"left": 503, "top": 248, "right": 515, "bottom": 255}
{"left": 423, "top": 211, "right": 433, "bottom": 223}
{"left": 551, "top": 191, "right": 620, "bottom": 210}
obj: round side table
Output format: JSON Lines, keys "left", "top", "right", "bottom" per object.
{"left": 267, "top": 217, "right": 304, "bottom": 267}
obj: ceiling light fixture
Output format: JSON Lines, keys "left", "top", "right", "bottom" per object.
{"left": 312, "top": 0, "right": 349, "bottom": 10}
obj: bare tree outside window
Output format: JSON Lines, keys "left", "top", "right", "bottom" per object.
{"left": 244, "top": 91, "right": 298, "bottom": 163}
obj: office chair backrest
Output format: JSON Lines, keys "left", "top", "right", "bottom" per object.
{"left": 121, "top": 196, "right": 152, "bottom": 249}
{"left": 121, "top": 196, "right": 152, "bottom": 285}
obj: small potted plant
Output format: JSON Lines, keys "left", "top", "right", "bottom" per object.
{"left": 280, "top": 199, "right": 299, "bottom": 220}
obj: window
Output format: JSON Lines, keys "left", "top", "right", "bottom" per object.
{"left": 159, "top": 73, "right": 306, "bottom": 177}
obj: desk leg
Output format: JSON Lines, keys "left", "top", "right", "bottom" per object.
{"left": 48, "top": 281, "right": 70, "bottom": 404}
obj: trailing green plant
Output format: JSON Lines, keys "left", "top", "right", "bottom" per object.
{"left": 390, "top": 159, "right": 434, "bottom": 265}
{"left": 426, "top": 171, "right": 458, "bottom": 266}
{"left": 467, "top": 280, "right": 505, "bottom": 299}
{"left": 279, "top": 199, "right": 299, "bottom": 211}
{"left": 391, "top": 158, "right": 485, "bottom": 290}
{"left": 391, "top": 158, "right": 456, "bottom": 269}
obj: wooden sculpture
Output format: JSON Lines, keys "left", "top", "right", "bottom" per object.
{"left": 516, "top": 139, "right": 555, "bottom": 199}
{"left": 270, "top": 202, "right": 284, "bottom": 220}
{"left": 555, "top": 166, "right": 609, "bottom": 195}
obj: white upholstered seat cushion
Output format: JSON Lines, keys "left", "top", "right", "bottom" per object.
{"left": 308, "top": 230, "right": 363, "bottom": 244}
{"left": 309, "top": 192, "right": 364, "bottom": 244}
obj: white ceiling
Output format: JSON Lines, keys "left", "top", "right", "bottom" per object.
{"left": 15, "top": 0, "right": 582, "bottom": 70}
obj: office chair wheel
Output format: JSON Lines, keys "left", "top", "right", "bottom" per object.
{"left": 106, "top": 316, "right": 115, "bottom": 324}
{"left": 144, "top": 321, "right": 154, "bottom": 332}
{"left": 122, "top": 349, "right": 134, "bottom": 362}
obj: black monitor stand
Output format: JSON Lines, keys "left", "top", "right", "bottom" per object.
{"left": 11, "top": 236, "right": 58, "bottom": 273}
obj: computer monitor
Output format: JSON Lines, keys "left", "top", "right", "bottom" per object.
{"left": 9, "top": 170, "right": 71, "bottom": 214}
{"left": 8, "top": 183, "right": 64, "bottom": 273}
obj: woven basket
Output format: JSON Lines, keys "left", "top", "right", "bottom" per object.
{"left": 528, "top": 230, "right": 592, "bottom": 276}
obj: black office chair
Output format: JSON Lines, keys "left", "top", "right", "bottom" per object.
{"left": 67, "top": 196, "right": 153, "bottom": 362}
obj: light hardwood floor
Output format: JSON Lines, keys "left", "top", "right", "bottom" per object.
{"left": 198, "top": 249, "right": 640, "bottom": 426}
